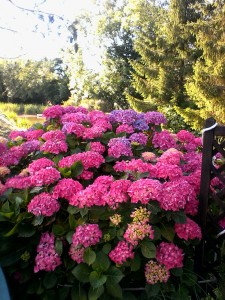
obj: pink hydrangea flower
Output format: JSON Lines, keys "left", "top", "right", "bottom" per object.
{"left": 28, "top": 192, "right": 60, "bottom": 216}
{"left": 128, "top": 179, "right": 162, "bottom": 204}
{"left": 52, "top": 178, "right": 83, "bottom": 201}
{"left": 42, "top": 130, "right": 66, "bottom": 141}
{"left": 145, "top": 260, "right": 170, "bottom": 284}
{"left": 61, "top": 112, "right": 90, "bottom": 124}
{"left": 152, "top": 130, "right": 177, "bottom": 150}
{"left": 31, "top": 167, "right": 61, "bottom": 186}
{"left": 28, "top": 158, "right": 55, "bottom": 175}
{"left": 71, "top": 224, "right": 102, "bottom": 248}
{"left": 62, "top": 122, "right": 85, "bottom": 138}
{"left": 159, "top": 179, "right": 197, "bottom": 212}
{"left": 158, "top": 148, "right": 183, "bottom": 165}
{"left": 109, "top": 241, "right": 134, "bottom": 264}
{"left": 154, "top": 162, "right": 183, "bottom": 181}
{"left": 6, "top": 176, "right": 33, "bottom": 189}
{"left": 58, "top": 151, "right": 104, "bottom": 170}
{"left": 116, "top": 124, "right": 134, "bottom": 134}
{"left": 25, "top": 129, "right": 44, "bottom": 140}
{"left": 156, "top": 242, "right": 184, "bottom": 270}
{"left": 175, "top": 217, "right": 202, "bottom": 241}
{"left": 43, "top": 105, "right": 64, "bottom": 119}
{"left": 141, "top": 152, "right": 157, "bottom": 162}
{"left": 9, "top": 130, "right": 26, "bottom": 140}
{"left": 34, "top": 232, "right": 62, "bottom": 273}
{"left": 102, "top": 179, "right": 131, "bottom": 209}
{"left": 114, "top": 159, "right": 154, "bottom": 175}
{"left": 69, "top": 245, "right": 85, "bottom": 263}
{"left": 89, "top": 142, "right": 105, "bottom": 154}
{"left": 40, "top": 140, "right": 68, "bottom": 154}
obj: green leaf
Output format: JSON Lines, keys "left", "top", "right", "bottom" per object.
{"left": 141, "top": 240, "right": 156, "bottom": 259}
{"left": 72, "top": 264, "right": 92, "bottom": 283}
{"left": 69, "top": 214, "right": 77, "bottom": 230}
{"left": 32, "top": 215, "right": 44, "bottom": 226}
{"left": 0, "top": 211, "right": 14, "bottom": 219}
{"left": 123, "top": 292, "right": 137, "bottom": 300}
{"left": 102, "top": 132, "right": 116, "bottom": 144}
{"left": 30, "top": 186, "right": 45, "bottom": 194}
{"left": 151, "top": 226, "right": 161, "bottom": 240}
{"left": 67, "top": 206, "right": 81, "bottom": 214}
{"left": 92, "top": 251, "right": 111, "bottom": 272}
{"left": 18, "top": 224, "right": 35, "bottom": 238}
{"left": 55, "top": 239, "right": 63, "bottom": 255}
{"left": 71, "top": 160, "right": 84, "bottom": 177}
{"left": 52, "top": 224, "right": 65, "bottom": 236}
{"left": 102, "top": 243, "right": 111, "bottom": 254}
{"left": 66, "top": 231, "right": 74, "bottom": 244}
{"left": 89, "top": 271, "right": 107, "bottom": 289}
{"left": 172, "top": 211, "right": 187, "bottom": 224}
{"left": 147, "top": 202, "right": 161, "bottom": 214}
{"left": 145, "top": 283, "right": 160, "bottom": 297}
{"left": 59, "top": 167, "right": 71, "bottom": 178}
{"left": 3, "top": 223, "right": 19, "bottom": 237}
{"left": 57, "top": 287, "right": 70, "bottom": 300}
{"left": 105, "top": 266, "right": 124, "bottom": 284}
{"left": 160, "top": 224, "right": 175, "bottom": 242}
{"left": 43, "top": 272, "right": 57, "bottom": 289}
{"left": 80, "top": 207, "right": 89, "bottom": 218}
{"left": 84, "top": 248, "right": 96, "bottom": 265}
{"left": 53, "top": 154, "right": 64, "bottom": 165}
{"left": 71, "top": 285, "right": 87, "bottom": 300}
{"left": 105, "top": 156, "right": 116, "bottom": 163}
{"left": 130, "top": 253, "right": 141, "bottom": 271}
{"left": 171, "top": 268, "right": 183, "bottom": 277}
{"left": 106, "top": 282, "right": 122, "bottom": 299}
{"left": 88, "top": 286, "right": 104, "bottom": 300}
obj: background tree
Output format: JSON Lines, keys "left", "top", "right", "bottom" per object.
{"left": 0, "top": 58, "right": 70, "bottom": 104}
{"left": 178, "top": 0, "right": 225, "bottom": 129}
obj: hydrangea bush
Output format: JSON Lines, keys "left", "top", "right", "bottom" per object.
{"left": 0, "top": 105, "right": 204, "bottom": 299}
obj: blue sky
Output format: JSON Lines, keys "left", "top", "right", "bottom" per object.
{"left": 0, "top": 0, "right": 100, "bottom": 68}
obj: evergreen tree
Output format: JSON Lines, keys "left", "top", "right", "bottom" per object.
{"left": 126, "top": 0, "right": 202, "bottom": 115}
{"left": 178, "top": 0, "right": 225, "bottom": 129}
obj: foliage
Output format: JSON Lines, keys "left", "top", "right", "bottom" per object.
{"left": 0, "top": 58, "right": 70, "bottom": 104}
{"left": 179, "top": 0, "right": 225, "bottom": 129}
{"left": 0, "top": 104, "right": 214, "bottom": 299}
{"left": 0, "top": 102, "right": 46, "bottom": 116}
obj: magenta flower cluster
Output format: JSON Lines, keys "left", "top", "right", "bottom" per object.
{"left": 0, "top": 104, "right": 205, "bottom": 294}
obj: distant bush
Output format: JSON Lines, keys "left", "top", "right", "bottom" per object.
{"left": 0, "top": 102, "right": 46, "bottom": 116}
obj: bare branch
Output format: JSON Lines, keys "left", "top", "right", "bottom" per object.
{"left": 7, "top": 0, "right": 66, "bottom": 21}
{"left": 0, "top": 25, "right": 17, "bottom": 33}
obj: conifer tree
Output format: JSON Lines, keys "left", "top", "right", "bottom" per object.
{"left": 126, "top": 0, "right": 202, "bottom": 115}
{"left": 178, "top": 0, "right": 225, "bottom": 129}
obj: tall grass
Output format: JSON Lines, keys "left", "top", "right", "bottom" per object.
{"left": 0, "top": 102, "right": 46, "bottom": 115}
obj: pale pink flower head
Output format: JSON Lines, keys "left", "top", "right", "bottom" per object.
{"left": 124, "top": 223, "right": 154, "bottom": 245}
{"left": 158, "top": 148, "right": 183, "bottom": 165}
{"left": 141, "top": 152, "right": 157, "bottom": 162}
{"left": 28, "top": 192, "right": 60, "bottom": 217}
{"left": 0, "top": 166, "right": 10, "bottom": 177}
{"left": 34, "top": 232, "right": 61, "bottom": 273}
{"left": 156, "top": 242, "right": 184, "bottom": 270}
{"left": 175, "top": 217, "right": 202, "bottom": 241}
{"left": 43, "top": 105, "right": 64, "bottom": 119}
{"left": 109, "top": 240, "right": 134, "bottom": 264}
{"left": 145, "top": 260, "right": 170, "bottom": 285}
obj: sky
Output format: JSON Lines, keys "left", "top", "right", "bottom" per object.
{"left": 0, "top": 0, "right": 100, "bottom": 68}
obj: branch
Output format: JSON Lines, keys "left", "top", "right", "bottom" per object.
{"left": 0, "top": 25, "right": 17, "bottom": 33}
{"left": 7, "top": 0, "right": 66, "bottom": 21}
